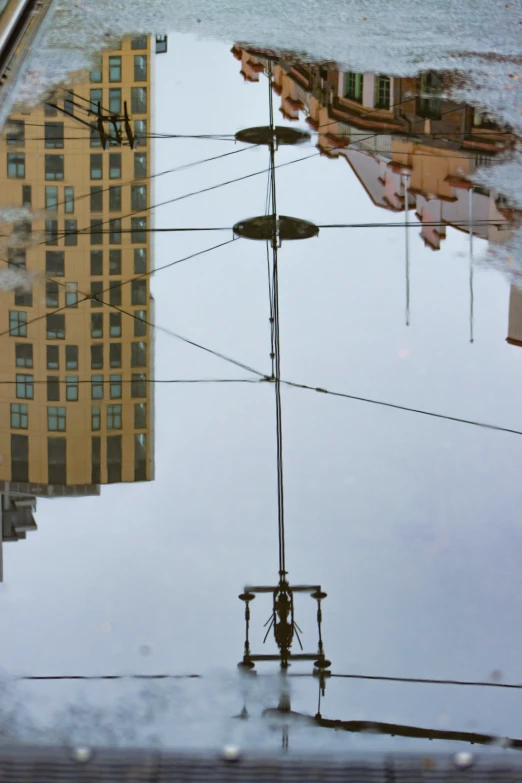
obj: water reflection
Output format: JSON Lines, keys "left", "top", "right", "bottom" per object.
{"left": 232, "top": 46, "right": 520, "bottom": 341}
{"left": 0, "top": 25, "right": 521, "bottom": 758}
{"left": 0, "top": 35, "right": 166, "bottom": 581}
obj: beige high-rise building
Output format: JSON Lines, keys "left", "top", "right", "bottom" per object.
{"left": 0, "top": 35, "right": 163, "bottom": 580}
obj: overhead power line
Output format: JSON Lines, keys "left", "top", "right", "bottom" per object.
{"left": 279, "top": 378, "right": 522, "bottom": 437}
{"left": 16, "top": 670, "right": 522, "bottom": 690}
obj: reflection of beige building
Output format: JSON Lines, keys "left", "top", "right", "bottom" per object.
{"left": 232, "top": 48, "right": 515, "bottom": 250}
{"left": 234, "top": 48, "right": 522, "bottom": 349}
{"left": 0, "top": 36, "right": 162, "bottom": 580}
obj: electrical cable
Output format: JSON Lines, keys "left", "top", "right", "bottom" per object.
{"left": 278, "top": 378, "right": 522, "bottom": 437}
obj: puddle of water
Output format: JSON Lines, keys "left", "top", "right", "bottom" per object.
{"left": 0, "top": 11, "right": 522, "bottom": 759}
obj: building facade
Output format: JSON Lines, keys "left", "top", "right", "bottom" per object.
{"left": 0, "top": 35, "right": 161, "bottom": 580}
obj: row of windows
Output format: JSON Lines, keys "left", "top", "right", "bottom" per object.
{"left": 342, "top": 71, "right": 391, "bottom": 110}
{"left": 43, "top": 215, "right": 148, "bottom": 245}
{"left": 90, "top": 184, "right": 147, "bottom": 212}
{"left": 15, "top": 335, "right": 147, "bottom": 370}
{"left": 9, "top": 294, "right": 146, "bottom": 339}
{"left": 87, "top": 86, "right": 147, "bottom": 114}
{"left": 10, "top": 248, "right": 147, "bottom": 281}
{"left": 90, "top": 247, "right": 146, "bottom": 275}
{"left": 14, "top": 373, "right": 148, "bottom": 400}
{"left": 88, "top": 54, "right": 148, "bottom": 84}
{"left": 7, "top": 149, "right": 147, "bottom": 181}
{"left": 11, "top": 432, "right": 147, "bottom": 484}
{"left": 90, "top": 118, "right": 147, "bottom": 149}
{"left": 11, "top": 402, "right": 147, "bottom": 431}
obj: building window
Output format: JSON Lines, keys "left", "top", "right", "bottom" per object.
{"left": 46, "top": 251, "right": 64, "bottom": 276}
{"left": 91, "top": 314, "right": 103, "bottom": 338}
{"left": 65, "top": 282, "right": 78, "bottom": 308}
{"left": 109, "top": 153, "right": 121, "bottom": 179}
{"left": 109, "top": 249, "right": 121, "bottom": 275}
{"left": 47, "top": 313, "right": 65, "bottom": 339}
{"left": 109, "top": 281, "right": 122, "bottom": 306}
{"left": 13, "top": 218, "right": 31, "bottom": 242}
{"left": 15, "top": 342, "right": 33, "bottom": 368}
{"left": 131, "top": 278, "right": 146, "bottom": 304}
{"left": 90, "top": 85, "right": 103, "bottom": 110}
{"left": 133, "top": 311, "right": 147, "bottom": 337}
{"left": 47, "top": 345, "right": 59, "bottom": 369}
{"left": 108, "top": 186, "right": 121, "bottom": 211}
{"left": 45, "top": 155, "right": 64, "bottom": 180}
{"left": 11, "top": 403, "right": 28, "bottom": 429}
{"left": 155, "top": 35, "right": 167, "bottom": 53}
{"left": 109, "top": 88, "right": 121, "bottom": 114}
{"left": 134, "top": 152, "right": 147, "bottom": 178}
{"left": 135, "top": 433, "right": 147, "bottom": 480}
{"left": 9, "top": 311, "right": 27, "bottom": 337}
{"left": 131, "top": 35, "right": 147, "bottom": 49}
{"left": 45, "top": 185, "right": 58, "bottom": 212}
{"left": 109, "top": 343, "right": 121, "bottom": 368}
{"left": 90, "top": 154, "right": 102, "bottom": 179}
{"left": 108, "top": 56, "right": 122, "bottom": 82}
{"left": 14, "top": 289, "right": 32, "bottom": 307}
{"left": 90, "top": 281, "right": 103, "bottom": 306}
{"left": 46, "top": 281, "right": 58, "bottom": 307}
{"left": 44, "top": 122, "right": 64, "bottom": 149}
{"left": 107, "top": 435, "right": 122, "bottom": 483}
{"left": 45, "top": 219, "right": 58, "bottom": 245}
{"left": 8, "top": 248, "right": 25, "bottom": 270}
{"left": 22, "top": 185, "right": 31, "bottom": 208}
{"left": 64, "top": 91, "right": 74, "bottom": 115}
{"left": 16, "top": 374, "right": 33, "bottom": 399}
{"left": 134, "top": 55, "right": 147, "bottom": 81}
{"left": 91, "top": 374, "right": 103, "bottom": 399}
{"left": 64, "top": 220, "right": 77, "bottom": 246}
{"left": 109, "top": 312, "right": 121, "bottom": 337}
{"left": 91, "top": 344, "right": 103, "bottom": 369}
{"left": 134, "top": 248, "right": 146, "bottom": 273}
{"left": 7, "top": 153, "right": 25, "bottom": 178}
{"left": 109, "top": 374, "right": 122, "bottom": 399}
{"left": 131, "top": 217, "right": 146, "bottom": 243}
{"left": 417, "top": 71, "right": 443, "bottom": 119}
{"left": 47, "top": 376, "right": 59, "bottom": 401}
{"left": 65, "top": 345, "right": 78, "bottom": 369}
{"left": 375, "top": 75, "right": 391, "bottom": 109}
{"left": 11, "top": 434, "right": 28, "bottom": 482}
{"left": 107, "top": 404, "right": 122, "bottom": 430}
{"left": 90, "top": 250, "right": 103, "bottom": 276}
{"left": 109, "top": 218, "right": 121, "bottom": 244}
{"left": 7, "top": 120, "right": 25, "bottom": 146}
{"left": 131, "top": 341, "right": 147, "bottom": 367}
{"left": 131, "top": 87, "right": 147, "bottom": 114}
{"left": 64, "top": 187, "right": 74, "bottom": 213}
{"left": 90, "top": 220, "right": 103, "bottom": 244}
{"left": 131, "top": 184, "right": 147, "bottom": 211}
{"left": 343, "top": 72, "right": 363, "bottom": 102}
{"left": 48, "top": 437, "right": 66, "bottom": 485}
{"left": 90, "top": 126, "right": 101, "bottom": 153}
{"left": 91, "top": 405, "right": 101, "bottom": 431}
{"left": 109, "top": 120, "right": 122, "bottom": 148}
{"left": 66, "top": 376, "right": 79, "bottom": 401}
{"left": 134, "top": 402, "right": 146, "bottom": 429}
{"left": 90, "top": 56, "right": 102, "bottom": 82}
{"left": 48, "top": 406, "right": 66, "bottom": 432}
{"left": 92, "top": 436, "right": 101, "bottom": 483}
{"left": 134, "top": 119, "right": 147, "bottom": 146}
{"left": 131, "top": 373, "right": 146, "bottom": 398}
{"left": 44, "top": 102, "right": 57, "bottom": 116}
